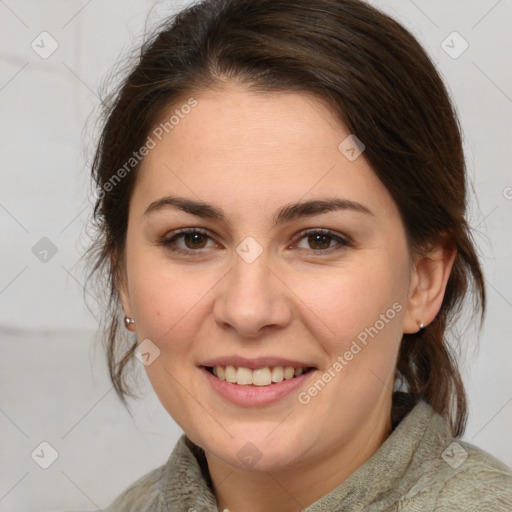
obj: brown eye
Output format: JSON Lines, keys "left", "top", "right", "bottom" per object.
{"left": 160, "top": 228, "right": 217, "bottom": 255}
{"left": 182, "top": 232, "right": 208, "bottom": 249}
{"left": 307, "top": 233, "right": 332, "bottom": 250}
{"left": 295, "top": 229, "right": 350, "bottom": 253}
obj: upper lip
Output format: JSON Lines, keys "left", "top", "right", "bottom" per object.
{"left": 200, "top": 356, "right": 316, "bottom": 370}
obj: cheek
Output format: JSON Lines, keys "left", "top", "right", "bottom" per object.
{"left": 125, "top": 259, "right": 214, "bottom": 424}
{"left": 129, "top": 267, "right": 210, "bottom": 349}
{"left": 288, "top": 255, "right": 409, "bottom": 404}
{"left": 289, "top": 254, "right": 408, "bottom": 345}
{"left": 125, "top": 242, "right": 188, "bottom": 338}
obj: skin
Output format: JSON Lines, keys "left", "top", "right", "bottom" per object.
{"left": 119, "top": 82, "right": 456, "bottom": 512}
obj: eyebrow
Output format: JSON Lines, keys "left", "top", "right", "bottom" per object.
{"left": 143, "top": 196, "right": 374, "bottom": 226}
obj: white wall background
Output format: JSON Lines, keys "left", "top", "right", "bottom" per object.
{"left": 0, "top": 0, "right": 511, "bottom": 510}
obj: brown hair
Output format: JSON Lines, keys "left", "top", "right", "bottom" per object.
{"left": 84, "top": 0, "right": 485, "bottom": 436}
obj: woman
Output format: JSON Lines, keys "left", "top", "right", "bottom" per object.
{"left": 82, "top": 0, "right": 512, "bottom": 510}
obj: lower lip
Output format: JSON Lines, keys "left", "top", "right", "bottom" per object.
{"left": 200, "top": 367, "right": 316, "bottom": 406}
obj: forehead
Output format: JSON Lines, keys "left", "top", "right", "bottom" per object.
{"left": 132, "top": 85, "right": 394, "bottom": 223}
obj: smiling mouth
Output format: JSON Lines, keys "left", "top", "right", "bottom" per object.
{"left": 203, "top": 365, "right": 316, "bottom": 386}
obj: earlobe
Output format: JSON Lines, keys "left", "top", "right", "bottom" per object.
{"left": 123, "top": 316, "right": 136, "bottom": 330}
{"left": 120, "top": 289, "right": 136, "bottom": 332}
{"left": 403, "top": 241, "right": 457, "bottom": 334}
{"left": 117, "top": 267, "right": 136, "bottom": 332}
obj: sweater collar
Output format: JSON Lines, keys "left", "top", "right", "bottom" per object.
{"left": 158, "top": 397, "right": 450, "bottom": 511}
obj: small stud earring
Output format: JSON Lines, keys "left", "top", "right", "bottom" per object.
{"left": 417, "top": 320, "right": 425, "bottom": 330}
{"left": 124, "top": 316, "right": 135, "bottom": 328}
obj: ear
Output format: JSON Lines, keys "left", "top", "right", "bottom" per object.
{"left": 114, "top": 252, "right": 136, "bottom": 332}
{"left": 403, "top": 239, "right": 457, "bottom": 334}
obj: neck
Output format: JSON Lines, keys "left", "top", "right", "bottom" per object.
{"left": 206, "top": 396, "right": 393, "bottom": 512}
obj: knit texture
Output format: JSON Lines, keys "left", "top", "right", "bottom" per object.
{"left": 75, "top": 399, "right": 512, "bottom": 511}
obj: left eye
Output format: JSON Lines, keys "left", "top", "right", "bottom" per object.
{"left": 294, "top": 229, "right": 349, "bottom": 252}
{"left": 160, "top": 228, "right": 349, "bottom": 254}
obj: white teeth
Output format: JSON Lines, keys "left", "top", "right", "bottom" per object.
{"left": 283, "top": 367, "right": 295, "bottom": 380}
{"left": 271, "top": 366, "right": 284, "bottom": 383}
{"left": 252, "top": 367, "right": 272, "bottom": 386}
{"left": 225, "top": 365, "right": 237, "bottom": 383}
{"left": 211, "top": 365, "right": 309, "bottom": 386}
{"left": 236, "top": 367, "right": 253, "bottom": 385}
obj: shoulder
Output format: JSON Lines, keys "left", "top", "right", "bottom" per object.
{"left": 400, "top": 438, "right": 512, "bottom": 511}
{"left": 434, "top": 440, "right": 512, "bottom": 510}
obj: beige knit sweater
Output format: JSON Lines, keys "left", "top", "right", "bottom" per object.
{"left": 77, "top": 399, "right": 512, "bottom": 511}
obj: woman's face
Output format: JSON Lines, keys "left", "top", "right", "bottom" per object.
{"left": 120, "top": 83, "right": 418, "bottom": 472}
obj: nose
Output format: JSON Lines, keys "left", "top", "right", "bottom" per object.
{"left": 213, "top": 250, "right": 292, "bottom": 338}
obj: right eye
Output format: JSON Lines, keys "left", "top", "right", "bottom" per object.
{"left": 160, "top": 228, "right": 220, "bottom": 255}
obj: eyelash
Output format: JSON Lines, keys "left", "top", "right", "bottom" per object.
{"left": 159, "top": 228, "right": 350, "bottom": 256}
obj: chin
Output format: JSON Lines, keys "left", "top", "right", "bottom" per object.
{"left": 201, "top": 431, "right": 310, "bottom": 473}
